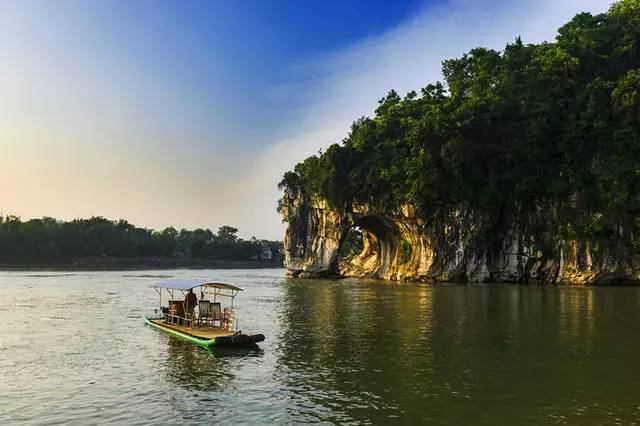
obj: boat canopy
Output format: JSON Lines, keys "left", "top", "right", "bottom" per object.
{"left": 152, "top": 279, "right": 243, "bottom": 292}
{"left": 203, "top": 283, "right": 243, "bottom": 292}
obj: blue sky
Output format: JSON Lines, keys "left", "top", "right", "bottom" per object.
{"left": 41, "top": 0, "right": 426, "bottom": 147}
{"left": 0, "top": 0, "right": 612, "bottom": 239}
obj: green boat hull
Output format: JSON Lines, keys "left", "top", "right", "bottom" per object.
{"left": 144, "top": 317, "right": 265, "bottom": 347}
{"left": 144, "top": 317, "right": 217, "bottom": 347}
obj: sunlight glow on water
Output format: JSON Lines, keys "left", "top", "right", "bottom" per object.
{"left": 2, "top": 269, "right": 640, "bottom": 424}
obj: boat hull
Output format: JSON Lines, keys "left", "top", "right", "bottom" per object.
{"left": 144, "top": 317, "right": 264, "bottom": 347}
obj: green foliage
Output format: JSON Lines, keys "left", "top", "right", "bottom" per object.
{"left": 217, "top": 225, "right": 239, "bottom": 242}
{"left": 338, "top": 228, "right": 364, "bottom": 260}
{"left": 0, "top": 216, "right": 282, "bottom": 264}
{"left": 613, "top": 69, "right": 640, "bottom": 123}
{"left": 279, "top": 1, "right": 640, "bottom": 244}
{"left": 399, "top": 241, "right": 412, "bottom": 264}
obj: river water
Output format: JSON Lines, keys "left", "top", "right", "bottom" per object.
{"left": 1, "top": 269, "right": 640, "bottom": 425}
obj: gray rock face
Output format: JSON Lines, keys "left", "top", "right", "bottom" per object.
{"left": 281, "top": 189, "right": 639, "bottom": 284}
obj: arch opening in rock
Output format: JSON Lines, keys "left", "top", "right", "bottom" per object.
{"left": 338, "top": 216, "right": 397, "bottom": 278}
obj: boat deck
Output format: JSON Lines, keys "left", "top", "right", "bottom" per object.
{"left": 149, "top": 319, "right": 235, "bottom": 339}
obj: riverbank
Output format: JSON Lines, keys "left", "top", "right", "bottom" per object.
{"left": 0, "top": 257, "right": 283, "bottom": 271}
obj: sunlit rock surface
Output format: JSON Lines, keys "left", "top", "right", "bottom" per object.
{"left": 281, "top": 189, "right": 639, "bottom": 284}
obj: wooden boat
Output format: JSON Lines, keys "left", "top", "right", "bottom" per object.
{"left": 144, "top": 279, "right": 265, "bottom": 348}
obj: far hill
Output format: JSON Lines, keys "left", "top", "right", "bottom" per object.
{"left": 278, "top": 1, "right": 640, "bottom": 284}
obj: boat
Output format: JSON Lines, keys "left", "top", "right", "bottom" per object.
{"left": 144, "top": 279, "right": 265, "bottom": 348}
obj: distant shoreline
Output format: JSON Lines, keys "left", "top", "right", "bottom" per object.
{"left": 0, "top": 257, "right": 284, "bottom": 271}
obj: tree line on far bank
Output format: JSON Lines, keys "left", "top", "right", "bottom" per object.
{"left": 0, "top": 216, "right": 282, "bottom": 265}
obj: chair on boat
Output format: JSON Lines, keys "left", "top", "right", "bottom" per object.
{"left": 211, "top": 302, "right": 222, "bottom": 327}
{"left": 167, "top": 301, "right": 178, "bottom": 323}
{"left": 181, "top": 301, "right": 196, "bottom": 327}
{"left": 169, "top": 301, "right": 186, "bottom": 325}
{"left": 197, "top": 300, "right": 212, "bottom": 326}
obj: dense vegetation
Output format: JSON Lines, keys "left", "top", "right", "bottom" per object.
{"left": 0, "top": 216, "right": 282, "bottom": 265}
{"left": 280, "top": 1, "right": 640, "bottom": 244}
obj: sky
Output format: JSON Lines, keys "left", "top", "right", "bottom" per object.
{"left": 0, "top": 0, "right": 613, "bottom": 240}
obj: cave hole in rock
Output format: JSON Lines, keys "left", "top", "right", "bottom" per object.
{"left": 338, "top": 216, "right": 395, "bottom": 278}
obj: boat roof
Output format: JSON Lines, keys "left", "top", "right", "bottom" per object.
{"left": 203, "top": 282, "right": 243, "bottom": 292}
{"left": 152, "top": 279, "right": 243, "bottom": 292}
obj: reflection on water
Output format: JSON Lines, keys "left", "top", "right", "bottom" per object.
{"left": 1, "top": 270, "right": 640, "bottom": 424}
{"left": 157, "top": 333, "right": 264, "bottom": 391}
{"left": 276, "top": 279, "right": 640, "bottom": 424}
{"left": 162, "top": 338, "right": 233, "bottom": 391}
{"left": 152, "top": 338, "right": 263, "bottom": 422}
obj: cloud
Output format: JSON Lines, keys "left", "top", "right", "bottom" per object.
{"left": 0, "top": 0, "right": 613, "bottom": 240}
{"left": 236, "top": 0, "right": 613, "bottom": 240}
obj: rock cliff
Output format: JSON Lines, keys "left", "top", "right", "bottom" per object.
{"left": 281, "top": 189, "right": 640, "bottom": 285}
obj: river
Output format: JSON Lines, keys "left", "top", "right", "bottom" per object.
{"left": 1, "top": 269, "right": 639, "bottom": 424}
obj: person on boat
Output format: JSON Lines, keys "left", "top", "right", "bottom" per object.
{"left": 185, "top": 288, "right": 198, "bottom": 315}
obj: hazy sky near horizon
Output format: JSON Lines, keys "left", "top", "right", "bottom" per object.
{"left": 0, "top": 0, "right": 612, "bottom": 240}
